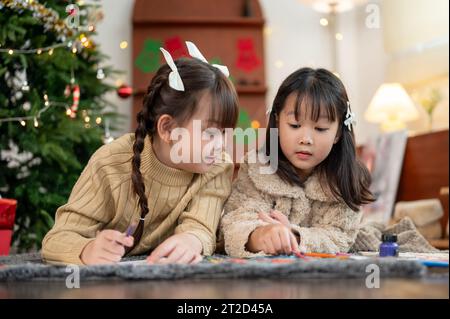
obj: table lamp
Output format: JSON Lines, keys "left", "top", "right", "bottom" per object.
{"left": 365, "top": 83, "right": 419, "bottom": 132}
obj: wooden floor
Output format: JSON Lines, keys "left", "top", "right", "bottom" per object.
{"left": 0, "top": 269, "right": 448, "bottom": 298}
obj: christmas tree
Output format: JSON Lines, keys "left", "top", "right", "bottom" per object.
{"left": 0, "top": 0, "right": 121, "bottom": 251}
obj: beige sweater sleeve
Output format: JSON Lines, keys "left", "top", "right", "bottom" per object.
{"left": 220, "top": 161, "right": 272, "bottom": 258}
{"left": 175, "top": 161, "right": 234, "bottom": 256}
{"left": 291, "top": 202, "right": 362, "bottom": 254}
{"left": 41, "top": 146, "right": 116, "bottom": 265}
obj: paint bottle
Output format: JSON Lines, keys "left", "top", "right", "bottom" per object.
{"left": 379, "top": 234, "right": 399, "bottom": 257}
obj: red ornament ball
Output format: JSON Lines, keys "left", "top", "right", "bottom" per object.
{"left": 116, "top": 84, "right": 133, "bottom": 99}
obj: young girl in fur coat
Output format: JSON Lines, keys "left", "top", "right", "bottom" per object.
{"left": 221, "top": 67, "right": 374, "bottom": 257}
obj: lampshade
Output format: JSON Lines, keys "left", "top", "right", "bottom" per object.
{"left": 365, "top": 83, "right": 419, "bottom": 132}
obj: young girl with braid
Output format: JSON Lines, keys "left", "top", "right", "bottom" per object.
{"left": 42, "top": 42, "right": 238, "bottom": 265}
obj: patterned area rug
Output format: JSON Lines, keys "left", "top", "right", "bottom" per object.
{"left": 0, "top": 253, "right": 429, "bottom": 281}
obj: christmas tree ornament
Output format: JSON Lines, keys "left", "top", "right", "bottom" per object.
{"left": 22, "top": 101, "right": 31, "bottom": 111}
{"left": 102, "top": 118, "right": 114, "bottom": 144}
{"left": 1, "top": 0, "right": 74, "bottom": 39}
{"left": 62, "top": 72, "right": 80, "bottom": 118}
{"left": 0, "top": 140, "right": 33, "bottom": 169}
{"left": 43, "top": 93, "right": 49, "bottom": 106}
{"left": 0, "top": 0, "right": 120, "bottom": 251}
{"left": 102, "top": 134, "right": 114, "bottom": 144}
{"left": 117, "top": 84, "right": 133, "bottom": 99}
{"left": 21, "top": 67, "right": 30, "bottom": 92}
{"left": 64, "top": 84, "right": 71, "bottom": 97}
{"left": 96, "top": 68, "right": 105, "bottom": 80}
{"left": 15, "top": 91, "right": 23, "bottom": 100}
{"left": 87, "top": 6, "right": 104, "bottom": 26}
{"left": 70, "top": 84, "right": 80, "bottom": 118}
{"left": 21, "top": 80, "right": 29, "bottom": 92}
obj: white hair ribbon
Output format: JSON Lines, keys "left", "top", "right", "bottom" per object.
{"left": 185, "top": 41, "right": 230, "bottom": 77}
{"left": 159, "top": 47, "right": 185, "bottom": 91}
{"left": 344, "top": 101, "right": 356, "bottom": 131}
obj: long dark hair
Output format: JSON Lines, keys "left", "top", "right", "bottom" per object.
{"left": 130, "top": 57, "right": 239, "bottom": 250}
{"left": 265, "top": 67, "right": 374, "bottom": 211}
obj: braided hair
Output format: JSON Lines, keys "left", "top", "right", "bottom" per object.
{"left": 128, "top": 58, "right": 238, "bottom": 252}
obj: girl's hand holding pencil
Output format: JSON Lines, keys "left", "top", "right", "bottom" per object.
{"left": 266, "top": 210, "right": 291, "bottom": 228}
{"left": 246, "top": 211, "right": 301, "bottom": 255}
{"left": 80, "top": 227, "right": 134, "bottom": 265}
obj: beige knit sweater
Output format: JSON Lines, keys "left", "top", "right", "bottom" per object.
{"left": 42, "top": 133, "right": 233, "bottom": 265}
{"left": 220, "top": 151, "right": 362, "bottom": 258}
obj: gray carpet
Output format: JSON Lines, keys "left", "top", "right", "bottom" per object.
{"left": 0, "top": 253, "right": 428, "bottom": 282}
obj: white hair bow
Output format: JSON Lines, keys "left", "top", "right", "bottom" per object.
{"left": 160, "top": 47, "right": 185, "bottom": 91}
{"left": 185, "top": 41, "right": 230, "bottom": 77}
{"left": 344, "top": 101, "right": 356, "bottom": 131}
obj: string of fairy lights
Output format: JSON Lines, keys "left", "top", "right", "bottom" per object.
{"left": 0, "top": 0, "right": 107, "bottom": 131}
{"left": 0, "top": 38, "right": 103, "bottom": 128}
{"left": 0, "top": 93, "right": 103, "bottom": 129}
{"left": 0, "top": 42, "right": 67, "bottom": 55}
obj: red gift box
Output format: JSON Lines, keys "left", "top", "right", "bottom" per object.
{"left": 0, "top": 198, "right": 17, "bottom": 255}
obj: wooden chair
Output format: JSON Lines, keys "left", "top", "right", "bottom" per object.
{"left": 396, "top": 130, "right": 449, "bottom": 249}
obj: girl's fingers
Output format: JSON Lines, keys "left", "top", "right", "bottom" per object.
{"left": 114, "top": 234, "right": 134, "bottom": 247}
{"left": 102, "top": 230, "right": 123, "bottom": 241}
{"left": 166, "top": 246, "right": 187, "bottom": 263}
{"left": 258, "top": 212, "right": 279, "bottom": 224}
{"left": 99, "top": 250, "right": 122, "bottom": 263}
{"left": 147, "top": 240, "right": 177, "bottom": 263}
{"left": 94, "top": 257, "right": 116, "bottom": 265}
{"left": 258, "top": 212, "right": 269, "bottom": 222}
{"left": 270, "top": 211, "right": 290, "bottom": 227}
{"left": 278, "top": 229, "right": 292, "bottom": 255}
{"left": 263, "top": 238, "right": 276, "bottom": 255}
{"left": 271, "top": 231, "right": 283, "bottom": 254}
{"left": 104, "top": 240, "right": 126, "bottom": 256}
{"left": 270, "top": 210, "right": 283, "bottom": 219}
{"left": 89, "top": 253, "right": 117, "bottom": 265}
{"left": 97, "top": 234, "right": 124, "bottom": 255}
{"left": 122, "top": 236, "right": 134, "bottom": 247}
{"left": 103, "top": 251, "right": 122, "bottom": 263}
{"left": 289, "top": 231, "right": 300, "bottom": 254}
{"left": 102, "top": 230, "right": 134, "bottom": 247}
{"left": 191, "top": 254, "right": 203, "bottom": 264}
{"left": 262, "top": 239, "right": 271, "bottom": 254}
{"left": 176, "top": 251, "right": 194, "bottom": 264}
{"left": 260, "top": 242, "right": 268, "bottom": 254}
{"left": 154, "top": 257, "right": 169, "bottom": 264}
